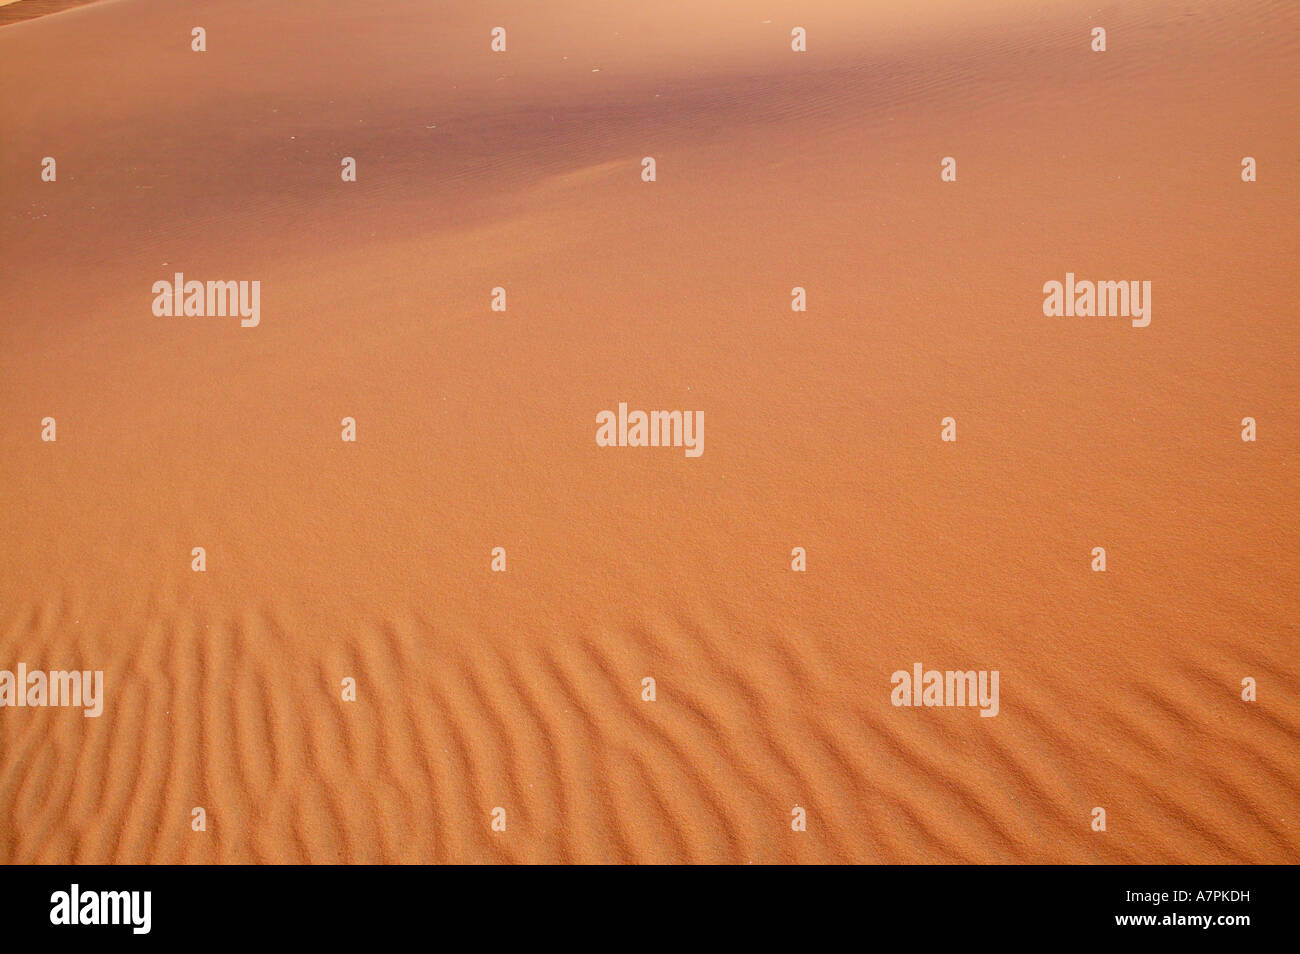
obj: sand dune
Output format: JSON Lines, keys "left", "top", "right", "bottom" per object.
{"left": 0, "top": 1, "right": 104, "bottom": 28}
{"left": 1, "top": 0, "right": 1297, "bottom": 863}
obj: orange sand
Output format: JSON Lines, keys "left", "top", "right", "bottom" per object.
{"left": 1, "top": 0, "right": 1297, "bottom": 863}
{"left": 0, "top": 0, "right": 104, "bottom": 27}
